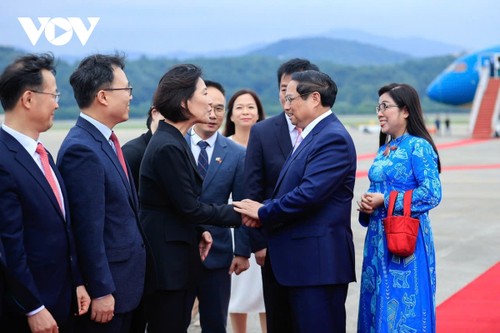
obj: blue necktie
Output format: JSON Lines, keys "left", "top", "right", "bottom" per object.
{"left": 197, "top": 141, "right": 209, "bottom": 179}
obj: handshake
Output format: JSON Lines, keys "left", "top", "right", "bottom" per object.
{"left": 233, "top": 199, "right": 263, "bottom": 228}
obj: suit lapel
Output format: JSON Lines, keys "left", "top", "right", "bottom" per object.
{"left": 0, "top": 130, "right": 65, "bottom": 219}
{"left": 203, "top": 135, "right": 227, "bottom": 189}
{"left": 275, "top": 113, "right": 293, "bottom": 159}
{"left": 272, "top": 114, "right": 333, "bottom": 197}
{"left": 77, "top": 117, "right": 136, "bottom": 208}
{"left": 273, "top": 135, "right": 312, "bottom": 195}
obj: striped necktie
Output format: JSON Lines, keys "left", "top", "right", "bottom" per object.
{"left": 197, "top": 141, "right": 209, "bottom": 179}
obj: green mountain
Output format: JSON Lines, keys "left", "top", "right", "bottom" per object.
{"left": 247, "top": 37, "right": 413, "bottom": 65}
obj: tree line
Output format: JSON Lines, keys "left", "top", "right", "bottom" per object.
{"left": 0, "top": 47, "right": 461, "bottom": 119}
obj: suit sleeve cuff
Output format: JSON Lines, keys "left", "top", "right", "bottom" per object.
{"left": 26, "top": 305, "right": 45, "bottom": 317}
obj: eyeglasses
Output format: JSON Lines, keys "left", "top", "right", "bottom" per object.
{"left": 211, "top": 105, "right": 225, "bottom": 115}
{"left": 376, "top": 102, "right": 400, "bottom": 114}
{"left": 103, "top": 86, "right": 133, "bottom": 96}
{"left": 30, "top": 90, "right": 60, "bottom": 103}
{"left": 284, "top": 92, "right": 312, "bottom": 104}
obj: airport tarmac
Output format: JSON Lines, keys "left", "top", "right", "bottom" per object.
{"left": 39, "top": 118, "right": 500, "bottom": 333}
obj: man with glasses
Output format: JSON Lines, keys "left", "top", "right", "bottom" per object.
{"left": 234, "top": 70, "right": 356, "bottom": 333}
{"left": 57, "top": 54, "right": 146, "bottom": 333}
{"left": 242, "top": 58, "right": 319, "bottom": 332}
{"left": 185, "top": 80, "right": 250, "bottom": 333}
{"left": 0, "top": 53, "right": 90, "bottom": 332}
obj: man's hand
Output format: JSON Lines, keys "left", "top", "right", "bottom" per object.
{"left": 254, "top": 248, "right": 267, "bottom": 267}
{"left": 75, "top": 285, "right": 91, "bottom": 316}
{"left": 233, "top": 199, "right": 263, "bottom": 221}
{"left": 199, "top": 231, "right": 213, "bottom": 261}
{"left": 229, "top": 256, "right": 250, "bottom": 275}
{"left": 27, "top": 308, "right": 58, "bottom": 333}
{"left": 90, "top": 294, "right": 114, "bottom": 323}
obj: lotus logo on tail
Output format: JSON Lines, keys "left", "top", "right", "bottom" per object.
{"left": 18, "top": 17, "right": 100, "bottom": 46}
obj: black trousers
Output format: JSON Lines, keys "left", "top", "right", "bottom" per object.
{"left": 193, "top": 267, "right": 231, "bottom": 333}
{"left": 144, "top": 289, "right": 196, "bottom": 333}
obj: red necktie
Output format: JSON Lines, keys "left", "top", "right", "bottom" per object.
{"left": 36, "top": 143, "right": 63, "bottom": 212}
{"left": 110, "top": 132, "right": 129, "bottom": 178}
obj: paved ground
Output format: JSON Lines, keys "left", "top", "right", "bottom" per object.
{"left": 39, "top": 118, "right": 500, "bottom": 333}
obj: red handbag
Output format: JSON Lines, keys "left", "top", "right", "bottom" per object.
{"left": 383, "top": 190, "right": 420, "bottom": 257}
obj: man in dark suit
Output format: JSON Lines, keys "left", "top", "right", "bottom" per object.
{"left": 0, "top": 53, "right": 90, "bottom": 332}
{"left": 186, "top": 81, "right": 250, "bottom": 333}
{"left": 242, "top": 58, "right": 319, "bottom": 330}
{"left": 234, "top": 70, "right": 357, "bottom": 333}
{"left": 57, "top": 54, "right": 146, "bottom": 333}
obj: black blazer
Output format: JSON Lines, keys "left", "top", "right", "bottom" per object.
{"left": 139, "top": 121, "right": 241, "bottom": 291}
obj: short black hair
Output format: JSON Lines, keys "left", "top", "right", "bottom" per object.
{"left": 204, "top": 80, "right": 225, "bottom": 96}
{"left": 291, "top": 70, "right": 338, "bottom": 108}
{"left": 69, "top": 54, "right": 125, "bottom": 109}
{"left": 0, "top": 53, "right": 55, "bottom": 111}
{"left": 153, "top": 64, "right": 203, "bottom": 123}
{"left": 276, "top": 58, "right": 319, "bottom": 88}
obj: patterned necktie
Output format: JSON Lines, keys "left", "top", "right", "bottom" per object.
{"left": 110, "top": 132, "right": 129, "bottom": 178}
{"left": 292, "top": 127, "right": 303, "bottom": 153}
{"left": 197, "top": 141, "right": 209, "bottom": 179}
{"left": 36, "top": 143, "right": 63, "bottom": 212}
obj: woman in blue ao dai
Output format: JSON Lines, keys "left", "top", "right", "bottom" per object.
{"left": 357, "top": 83, "right": 442, "bottom": 333}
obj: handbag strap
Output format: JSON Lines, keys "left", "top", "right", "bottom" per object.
{"left": 387, "top": 190, "right": 398, "bottom": 216}
{"left": 403, "top": 189, "right": 413, "bottom": 217}
{"left": 387, "top": 189, "right": 413, "bottom": 217}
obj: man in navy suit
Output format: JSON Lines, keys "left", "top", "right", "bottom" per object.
{"left": 186, "top": 81, "right": 250, "bottom": 333}
{"left": 0, "top": 53, "right": 90, "bottom": 332}
{"left": 242, "top": 58, "right": 319, "bottom": 331}
{"left": 57, "top": 54, "right": 146, "bottom": 333}
{"left": 234, "top": 70, "right": 356, "bottom": 333}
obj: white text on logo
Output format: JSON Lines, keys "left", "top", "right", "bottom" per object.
{"left": 18, "top": 17, "right": 100, "bottom": 46}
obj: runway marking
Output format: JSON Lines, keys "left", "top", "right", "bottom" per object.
{"left": 356, "top": 138, "right": 499, "bottom": 178}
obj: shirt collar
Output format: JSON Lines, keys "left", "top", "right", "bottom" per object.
{"left": 1, "top": 123, "right": 39, "bottom": 156}
{"left": 80, "top": 112, "right": 112, "bottom": 140}
{"left": 190, "top": 127, "right": 218, "bottom": 147}
{"left": 302, "top": 110, "right": 332, "bottom": 139}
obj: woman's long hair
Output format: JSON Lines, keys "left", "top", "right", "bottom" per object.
{"left": 378, "top": 83, "right": 441, "bottom": 173}
{"left": 223, "top": 89, "right": 266, "bottom": 137}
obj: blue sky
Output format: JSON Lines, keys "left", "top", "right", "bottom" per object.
{"left": 1, "top": 0, "right": 499, "bottom": 57}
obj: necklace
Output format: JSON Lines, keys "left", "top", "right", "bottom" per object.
{"left": 383, "top": 133, "right": 408, "bottom": 157}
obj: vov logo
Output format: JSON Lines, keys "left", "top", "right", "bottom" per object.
{"left": 18, "top": 17, "right": 100, "bottom": 46}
